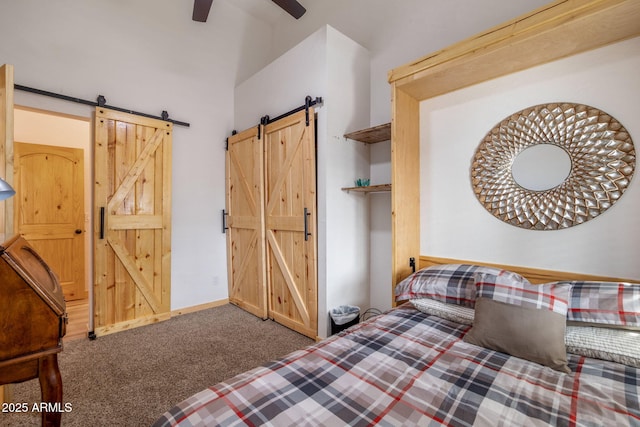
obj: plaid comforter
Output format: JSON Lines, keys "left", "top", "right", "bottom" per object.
{"left": 154, "top": 305, "right": 640, "bottom": 426}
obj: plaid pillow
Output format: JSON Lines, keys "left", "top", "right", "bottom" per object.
{"left": 394, "top": 264, "right": 509, "bottom": 307}
{"left": 560, "top": 281, "right": 640, "bottom": 328}
{"left": 475, "top": 272, "right": 570, "bottom": 315}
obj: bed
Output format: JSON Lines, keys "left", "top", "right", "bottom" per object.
{"left": 154, "top": 263, "right": 640, "bottom": 426}
{"left": 154, "top": 1, "right": 640, "bottom": 425}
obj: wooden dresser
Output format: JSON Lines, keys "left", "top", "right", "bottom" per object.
{"left": 0, "top": 235, "right": 67, "bottom": 427}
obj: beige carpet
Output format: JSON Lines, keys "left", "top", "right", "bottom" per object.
{"left": 2, "top": 304, "right": 314, "bottom": 426}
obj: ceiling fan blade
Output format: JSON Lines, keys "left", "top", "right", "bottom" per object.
{"left": 192, "top": 0, "right": 213, "bottom": 22}
{"left": 271, "top": 0, "right": 306, "bottom": 19}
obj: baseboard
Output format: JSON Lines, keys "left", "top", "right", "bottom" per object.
{"left": 170, "top": 299, "right": 229, "bottom": 317}
{"left": 89, "top": 300, "right": 230, "bottom": 339}
{"left": 94, "top": 313, "right": 172, "bottom": 337}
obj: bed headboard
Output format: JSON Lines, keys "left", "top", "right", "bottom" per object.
{"left": 419, "top": 255, "right": 638, "bottom": 285}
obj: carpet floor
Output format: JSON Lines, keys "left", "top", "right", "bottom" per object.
{"left": 2, "top": 304, "right": 314, "bottom": 426}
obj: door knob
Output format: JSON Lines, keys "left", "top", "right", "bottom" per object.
{"left": 75, "top": 229, "right": 83, "bottom": 234}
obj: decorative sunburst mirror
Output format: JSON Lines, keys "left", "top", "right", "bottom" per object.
{"left": 471, "top": 103, "right": 635, "bottom": 230}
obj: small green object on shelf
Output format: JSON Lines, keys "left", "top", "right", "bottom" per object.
{"left": 355, "top": 178, "right": 370, "bottom": 187}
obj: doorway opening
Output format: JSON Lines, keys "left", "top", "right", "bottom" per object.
{"left": 14, "top": 105, "right": 92, "bottom": 341}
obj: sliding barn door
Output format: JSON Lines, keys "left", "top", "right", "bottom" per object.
{"left": 264, "top": 109, "right": 317, "bottom": 338}
{"left": 94, "top": 108, "right": 172, "bottom": 336}
{"left": 225, "top": 127, "right": 267, "bottom": 319}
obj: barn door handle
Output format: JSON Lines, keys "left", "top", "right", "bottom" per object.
{"left": 222, "top": 209, "right": 229, "bottom": 234}
{"left": 304, "top": 208, "right": 311, "bottom": 241}
{"left": 99, "top": 207, "right": 105, "bottom": 239}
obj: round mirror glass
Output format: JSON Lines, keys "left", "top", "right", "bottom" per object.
{"left": 472, "top": 103, "right": 635, "bottom": 230}
{"left": 511, "top": 144, "right": 571, "bottom": 191}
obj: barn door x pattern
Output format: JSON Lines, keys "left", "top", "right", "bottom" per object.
{"left": 226, "top": 108, "right": 317, "bottom": 339}
{"left": 94, "top": 108, "right": 172, "bottom": 336}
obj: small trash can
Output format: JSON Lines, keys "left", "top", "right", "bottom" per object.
{"left": 329, "top": 305, "right": 360, "bottom": 335}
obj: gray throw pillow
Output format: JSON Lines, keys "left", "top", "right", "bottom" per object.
{"left": 463, "top": 272, "right": 572, "bottom": 374}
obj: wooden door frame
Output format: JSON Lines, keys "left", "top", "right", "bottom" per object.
{"left": 1, "top": 64, "right": 14, "bottom": 239}
{"left": 0, "top": 63, "right": 14, "bottom": 405}
{"left": 12, "top": 107, "right": 93, "bottom": 298}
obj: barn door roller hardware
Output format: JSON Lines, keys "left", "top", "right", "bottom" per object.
{"left": 225, "top": 130, "right": 238, "bottom": 151}
{"left": 227, "top": 96, "right": 323, "bottom": 143}
{"left": 14, "top": 84, "right": 190, "bottom": 127}
{"left": 262, "top": 96, "right": 323, "bottom": 126}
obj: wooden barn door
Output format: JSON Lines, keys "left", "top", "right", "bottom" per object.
{"left": 264, "top": 109, "right": 317, "bottom": 338}
{"left": 225, "top": 127, "right": 268, "bottom": 319}
{"left": 94, "top": 108, "right": 172, "bottom": 336}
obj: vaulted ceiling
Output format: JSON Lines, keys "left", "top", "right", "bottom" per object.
{"left": 216, "top": 0, "right": 553, "bottom": 67}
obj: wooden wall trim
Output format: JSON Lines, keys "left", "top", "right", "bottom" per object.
{"left": 171, "top": 299, "right": 229, "bottom": 317}
{"left": 388, "top": 0, "right": 640, "bottom": 101}
{"left": 0, "top": 64, "right": 14, "bottom": 238}
{"left": 419, "top": 255, "right": 638, "bottom": 284}
{"left": 390, "top": 86, "right": 420, "bottom": 293}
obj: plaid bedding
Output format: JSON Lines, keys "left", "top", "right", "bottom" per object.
{"left": 563, "top": 280, "right": 640, "bottom": 328}
{"left": 394, "top": 264, "right": 505, "bottom": 306}
{"left": 154, "top": 304, "right": 640, "bottom": 426}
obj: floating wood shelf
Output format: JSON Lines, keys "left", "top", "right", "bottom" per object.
{"left": 344, "top": 123, "right": 391, "bottom": 144}
{"left": 341, "top": 184, "right": 391, "bottom": 193}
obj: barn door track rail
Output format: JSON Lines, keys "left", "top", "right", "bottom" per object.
{"left": 261, "top": 95, "right": 323, "bottom": 126}
{"left": 14, "top": 84, "right": 190, "bottom": 127}
{"left": 226, "top": 95, "right": 322, "bottom": 149}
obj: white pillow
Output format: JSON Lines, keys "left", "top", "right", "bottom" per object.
{"left": 411, "top": 298, "right": 474, "bottom": 325}
{"left": 565, "top": 326, "right": 640, "bottom": 368}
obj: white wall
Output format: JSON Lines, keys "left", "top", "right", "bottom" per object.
{"left": 324, "top": 28, "right": 371, "bottom": 332}
{"left": 234, "top": 29, "right": 327, "bottom": 132}
{"left": 369, "top": 141, "right": 391, "bottom": 311}
{"left": 0, "top": 0, "right": 275, "bottom": 310}
{"left": 235, "top": 26, "right": 370, "bottom": 337}
{"left": 420, "top": 37, "right": 640, "bottom": 279}
{"left": 266, "top": 0, "right": 551, "bottom": 125}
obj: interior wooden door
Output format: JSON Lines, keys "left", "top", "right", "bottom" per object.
{"left": 94, "top": 108, "right": 172, "bottom": 336}
{"left": 225, "top": 127, "right": 267, "bottom": 319}
{"left": 14, "top": 142, "right": 86, "bottom": 301}
{"left": 264, "top": 109, "right": 317, "bottom": 338}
